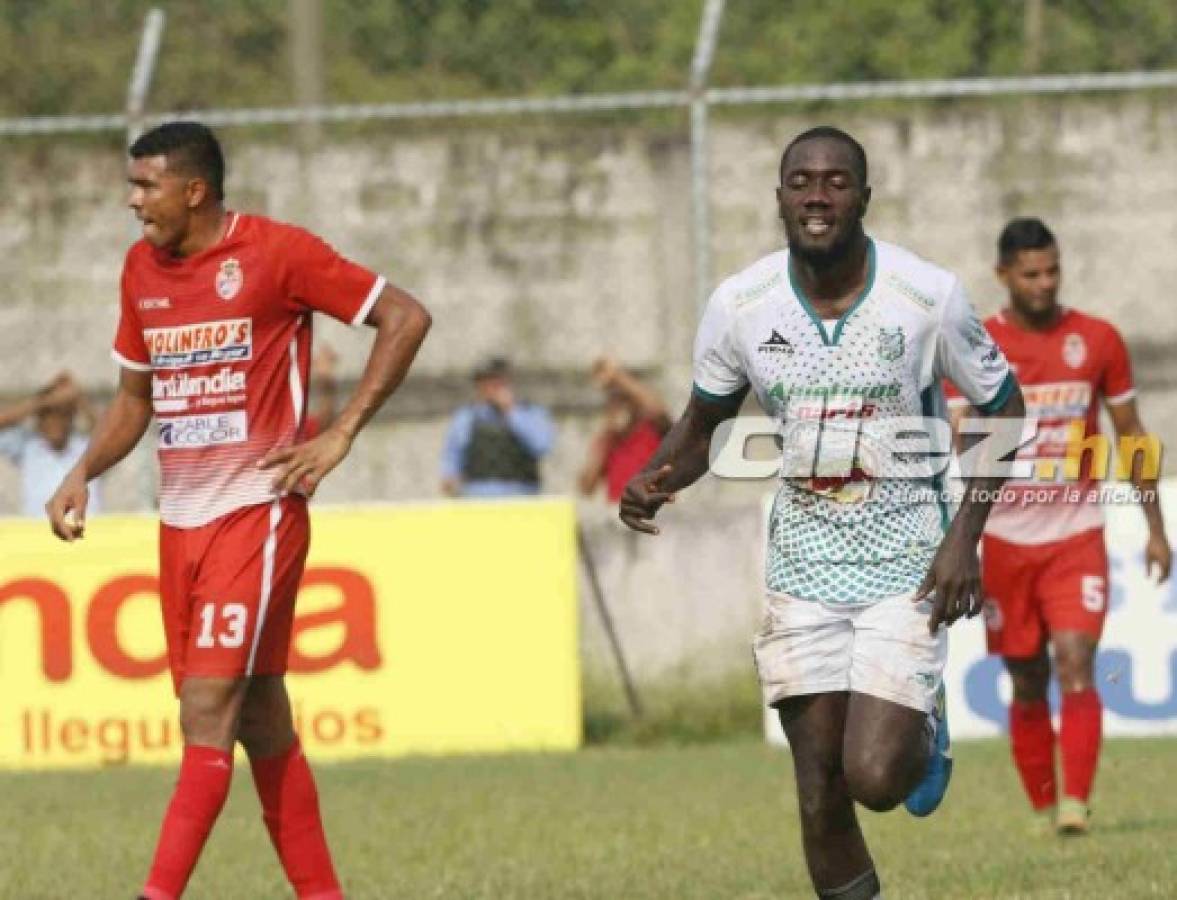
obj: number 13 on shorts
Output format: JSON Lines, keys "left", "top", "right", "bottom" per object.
{"left": 195, "top": 601, "right": 250, "bottom": 649}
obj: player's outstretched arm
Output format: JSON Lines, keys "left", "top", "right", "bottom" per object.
{"left": 46, "top": 367, "right": 154, "bottom": 541}
{"left": 916, "top": 381, "right": 1026, "bottom": 632}
{"left": 1107, "top": 398, "right": 1171, "bottom": 582}
{"left": 618, "top": 389, "right": 743, "bottom": 535}
{"left": 260, "top": 284, "right": 431, "bottom": 496}
{"left": 0, "top": 372, "right": 81, "bottom": 431}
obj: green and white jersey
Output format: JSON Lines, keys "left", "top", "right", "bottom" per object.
{"left": 693, "top": 238, "right": 1015, "bottom": 605}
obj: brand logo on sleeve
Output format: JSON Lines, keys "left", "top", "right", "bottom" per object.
{"left": 144, "top": 319, "right": 252, "bottom": 369}
{"left": 158, "top": 410, "right": 248, "bottom": 449}
{"left": 215, "top": 258, "right": 244, "bottom": 300}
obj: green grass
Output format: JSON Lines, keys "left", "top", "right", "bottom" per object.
{"left": 582, "top": 667, "right": 765, "bottom": 746}
{"left": 2, "top": 739, "right": 1175, "bottom": 898}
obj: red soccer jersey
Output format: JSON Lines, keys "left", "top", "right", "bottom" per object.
{"left": 604, "top": 418, "right": 664, "bottom": 502}
{"left": 112, "top": 212, "right": 385, "bottom": 527}
{"left": 946, "top": 307, "right": 1134, "bottom": 545}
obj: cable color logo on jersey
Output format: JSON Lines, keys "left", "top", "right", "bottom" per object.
{"left": 157, "top": 411, "right": 248, "bottom": 450}
{"left": 144, "top": 319, "right": 252, "bottom": 369}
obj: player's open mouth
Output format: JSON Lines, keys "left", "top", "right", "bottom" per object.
{"left": 802, "top": 218, "right": 832, "bottom": 236}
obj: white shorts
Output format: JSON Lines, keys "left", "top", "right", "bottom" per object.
{"left": 752, "top": 590, "right": 947, "bottom": 714}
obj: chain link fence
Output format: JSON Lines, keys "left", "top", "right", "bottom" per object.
{"left": 2, "top": 2, "right": 1177, "bottom": 511}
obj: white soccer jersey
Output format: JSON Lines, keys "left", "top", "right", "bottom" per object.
{"left": 694, "top": 238, "right": 1015, "bottom": 605}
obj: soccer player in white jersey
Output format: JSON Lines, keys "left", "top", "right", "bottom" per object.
{"left": 620, "top": 126, "right": 1025, "bottom": 899}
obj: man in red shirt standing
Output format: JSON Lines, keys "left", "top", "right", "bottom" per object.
{"left": 948, "top": 218, "right": 1169, "bottom": 835}
{"left": 578, "top": 356, "right": 670, "bottom": 502}
{"left": 45, "top": 122, "right": 431, "bottom": 899}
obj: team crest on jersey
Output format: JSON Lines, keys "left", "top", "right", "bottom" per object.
{"left": 877, "top": 327, "right": 905, "bottom": 362}
{"left": 215, "top": 258, "right": 244, "bottom": 301}
{"left": 1063, "top": 333, "right": 1087, "bottom": 369}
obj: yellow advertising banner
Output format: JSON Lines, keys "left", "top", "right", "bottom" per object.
{"left": 0, "top": 498, "right": 581, "bottom": 769}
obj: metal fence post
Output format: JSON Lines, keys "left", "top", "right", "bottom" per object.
{"left": 689, "top": 0, "right": 728, "bottom": 316}
{"left": 125, "top": 8, "right": 166, "bottom": 147}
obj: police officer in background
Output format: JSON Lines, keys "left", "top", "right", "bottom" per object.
{"left": 440, "top": 357, "right": 555, "bottom": 497}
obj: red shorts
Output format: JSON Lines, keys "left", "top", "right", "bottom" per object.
{"left": 159, "top": 496, "right": 310, "bottom": 694}
{"left": 981, "top": 527, "right": 1108, "bottom": 659}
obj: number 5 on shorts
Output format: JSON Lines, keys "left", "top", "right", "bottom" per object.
{"left": 1080, "top": 575, "right": 1106, "bottom": 613}
{"left": 196, "top": 602, "right": 249, "bottom": 649}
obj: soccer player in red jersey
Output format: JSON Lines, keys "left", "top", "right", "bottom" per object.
{"left": 947, "top": 218, "right": 1170, "bottom": 835}
{"left": 45, "top": 122, "right": 432, "bottom": 899}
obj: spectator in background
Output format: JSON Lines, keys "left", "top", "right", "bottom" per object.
{"left": 579, "top": 357, "right": 671, "bottom": 502}
{"left": 0, "top": 371, "right": 101, "bottom": 516}
{"left": 304, "top": 342, "right": 340, "bottom": 438}
{"left": 441, "top": 356, "right": 555, "bottom": 497}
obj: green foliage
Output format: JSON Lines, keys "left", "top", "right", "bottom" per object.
{"left": 2, "top": 1, "right": 1175, "bottom": 117}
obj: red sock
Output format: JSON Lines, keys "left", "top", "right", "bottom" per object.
{"left": 250, "top": 739, "right": 341, "bottom": 899}
{"left": 142, "top": 744, "right": 234, "bottom": 900}
{"left": 1009, "top": 700, "right": 1057, "bottom": 810}
{"left": 1060, "top": 688, "right": 1102, "bottom": 802}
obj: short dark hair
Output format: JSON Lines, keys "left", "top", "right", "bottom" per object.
{"left": 129, "top": 121, "right": 226, "bottom": 201}
{"left": 780, "top": 126, "right": 868, "bottom": 187}
{"left": 998, "top": 217, "right": 1056, "bottom": 265}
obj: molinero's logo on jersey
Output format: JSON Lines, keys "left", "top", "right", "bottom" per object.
{"left": 215, "top": 258, "right": 244, "bottom": 300}
{"left": 877, "top": 327, "right": 905, "bottom": 362}
{"left": 144, "top": 319, "right": 252, "bottom": 369}
{"left": 158, "top": 410, "right": 248, "bottom": 450}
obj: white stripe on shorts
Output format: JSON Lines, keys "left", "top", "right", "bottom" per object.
{"left": 245, "top": 499, "right": 283, "bottom": 676}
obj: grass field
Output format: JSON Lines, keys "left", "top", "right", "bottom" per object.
{"left": 2, "top": 738, "right": 1174, "bottom": 899}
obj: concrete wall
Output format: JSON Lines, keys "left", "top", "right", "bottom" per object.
{"left": 4, "top": 93, "right": 1176, "bottom": 680}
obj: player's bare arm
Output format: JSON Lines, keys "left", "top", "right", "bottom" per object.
{"left": 46, "top": 366, "right": 153, "bottom": 541}
{"left": 619, "top": 389, "right": 743, "bottom": 534}
{"left": 260, "top": 284, "right": 431, "bottom": 495}
{"left": 1106, "top": 397, "right": 1171, "bottom": 582}
{"left": 916, "top": 382, "right": 1026, "bottom": 632}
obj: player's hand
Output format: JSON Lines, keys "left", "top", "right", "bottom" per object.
{"left": 618, "top": 463, "right": 676, "bottom": 535}
{"left": 258, "top": 427, "right": 353, "bottom": 497}
{"left": 37, "top": 372, "right": 81, "bottom": 411}
{"left": 914, "top": 529, "right": 983, "bottom": 633}
{"left": 46, "top": 469, "right": 88, "bottom": 542}
{"left": 591, "top": 356, "right": 620, "bottom": 388}
{"left": 1145, "top": 532, "right": 1172, "bottom": 583}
